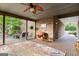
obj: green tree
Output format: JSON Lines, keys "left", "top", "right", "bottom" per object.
{"left": 65, "top": 23, "right": 76, "bottom": 31}
{"left": 0, "top": 16, "right": 3, "bottom": 33}
{"left": 0, "top": 16, "right": 22, "bottom": 35}
{"left": 6, "top": 16, "right": 22, "bottom": 35}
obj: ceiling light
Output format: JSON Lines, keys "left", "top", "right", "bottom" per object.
{"left": 30, "top": 8, "right": 34, "bottom": 12}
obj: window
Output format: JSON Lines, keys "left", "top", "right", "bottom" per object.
{"left": 40, "top": 24, "right": 47, "bottom": 31}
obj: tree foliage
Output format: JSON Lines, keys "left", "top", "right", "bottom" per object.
{"left": 0, "top": 16, "right": 22, "bottom": 35}
{"left": 65, "top": 23, "right": 76, "bottom": 31}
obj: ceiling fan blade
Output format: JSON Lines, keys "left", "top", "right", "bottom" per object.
{"left": 24, "top": 7, "right": 30, "bottom": 12}
{"left": 23, "top": 3, "right": 44, "bottom": 14}
{"left": 36, "top": 5, "right": 44, "bottom": 11}
{"left": 32, "top": 9, "right": 37, "bottom": 14}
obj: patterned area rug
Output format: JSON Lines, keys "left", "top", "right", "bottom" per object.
{"left": 0, "top": 41, "right": 65, "bottom": 56}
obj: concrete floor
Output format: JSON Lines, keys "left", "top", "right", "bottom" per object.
{"left": 0, "top": 36, "right": 26, "bottom": 45}
{"left": 0, "top": 34, "right": 79, "bottom": 56}
{"left": 33, "top": 34, "right": 79, "bottom": 56}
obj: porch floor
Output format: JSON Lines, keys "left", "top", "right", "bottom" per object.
{"left": 0, "top": 34, "right": 79, "bottom": 56}
{"left": 33, "top": 34, "right": 79, "bottom": 56}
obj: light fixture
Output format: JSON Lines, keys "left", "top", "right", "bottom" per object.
{"left": 56, "top": 22, "right": 58, "bottom": 24}
{"left": 30, "top": 8, "right": 34, "bottom": 12}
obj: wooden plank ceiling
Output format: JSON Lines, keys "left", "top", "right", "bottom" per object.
{"left": 0, "top": 3, "right": 79, "bottom": 20}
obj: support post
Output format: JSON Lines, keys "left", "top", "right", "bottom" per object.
{"left": 3, "top": 15, "right": 5, "bottom": 45}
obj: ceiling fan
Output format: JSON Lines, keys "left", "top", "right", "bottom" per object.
{"left": 23, "top": 3, "right": 44, "bottom": 14}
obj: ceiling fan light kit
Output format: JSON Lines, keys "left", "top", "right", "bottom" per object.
{"left": 24, "top": 3, "right": 44, "bottom": 14}
{"left": 30, "top": 8, "right": 34, "bottom": 12}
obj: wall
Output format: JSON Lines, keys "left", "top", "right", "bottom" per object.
{"left": 36, "top": 17, "right": 65, "bottom": 41}
{"left": 20, "top": 20, "right": 35, "bottom": 39}
{"left": 60, "top": 16, "right": 79, "bottom": 37}
{"left": 27, "top": 21, "right": 35, "bottom": 39}
{"left": 36, "top": 18, "right": 53, "bottom": 40}
{"left": 60, "top": 16, "right": 79, "bottom": 24}
{"left": 53, "top": 17, "right": 65, "bottom": 40}
{"left": 58, "top": 20, "right": 65, "bottom": 38}
{"left": 53, "top": 17, "right": 59, "bottom": 40}
{"left": 36, "top": 16, "right": 79, "bottom": 41}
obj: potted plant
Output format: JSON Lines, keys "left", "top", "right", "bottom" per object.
{"left": 30, "top": 25, "right": 34, "bottom": 30}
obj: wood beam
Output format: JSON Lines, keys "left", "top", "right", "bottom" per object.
{"left": 57, "top": 11, "right": 79, "bottom": 18}
{"left": 0, "top": 10, "right": 36, "bottom": 21}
